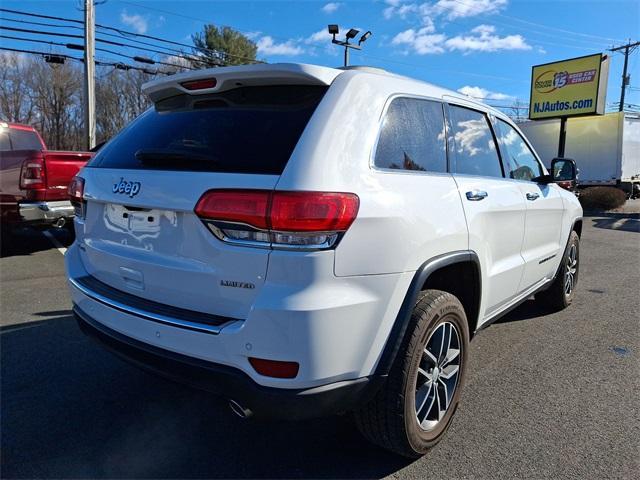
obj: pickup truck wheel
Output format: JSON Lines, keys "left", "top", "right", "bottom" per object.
{"left": 537, "top": 231, "right": 580, "bottom": 311}
{"left": 354, "top": 290, "right": 469, "bottom": 458}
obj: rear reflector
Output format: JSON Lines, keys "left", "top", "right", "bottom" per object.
{"left": 181, "top": 78, "right": 217, "bottom": 90}
{"left": 248, "top": 357, "right": 299, "bottom": 379}
{"left": 194, "top": 190, "right": 359, "bottom": 250}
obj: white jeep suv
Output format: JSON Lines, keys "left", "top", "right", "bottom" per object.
{"left": 65, "top": 63, "right": 582, "bottom": 457}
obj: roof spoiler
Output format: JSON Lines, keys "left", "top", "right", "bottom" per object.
{"left": 142, "top": 63, "right": 341, "bottom": 103}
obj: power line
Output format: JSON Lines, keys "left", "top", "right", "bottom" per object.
{"left": 0, "top": 45, "right": 165, "bottom": 75}
{"left": 0, "top": 25, "right": 197, "bottom": 70}
{"left": 0, "top": 7, "right": 262, "bottom": 64}
{"left": 443, "top": 0, "right": 626, "bottom": 44}
{"left": 0, "top": 34, "right": 193, "bottom": 71}
{"left": 0, "top": 14, "right": 204, "bottom": 61}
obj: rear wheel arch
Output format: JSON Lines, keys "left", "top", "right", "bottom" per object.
{"left": 374, "top": 251, "right": 481, "bottom": 377}
{"left": 573, "top": 218, "right": 583, "bottom": 237}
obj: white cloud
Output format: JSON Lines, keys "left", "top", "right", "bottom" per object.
{"left": 392, "top": 27, "right": 446, "bottom": 54}
{"left": 244, "top": 31, "right": 262, "bottom": 40}
{"left": 445, "top": 24, "right": 531, "bottom": 53}
{"left": 457, "top": 85, "right": 513, "bottom": 100}
{"left": 306, "top": 28, "right": 333, "bottom": 44}
{"left": 256, "top": 36, "right": 304, "bottom": 56}
{"left": 384, "top": 1, "right": 513, "bottom": 51}
{"left": 120, "top": 10, "right": 148, "bottom": 34}
{"left": 392, "top": 24, "right": 528, "bottom": 55}
{"left": 432, "top": 0, "right": 508, "bottom": 19}
{"left": 322, "top": 2, "right": 342, "bottom": 14}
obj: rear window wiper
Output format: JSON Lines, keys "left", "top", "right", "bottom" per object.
{"left": 135, "top": 148, "right": 218, "bottom": 164}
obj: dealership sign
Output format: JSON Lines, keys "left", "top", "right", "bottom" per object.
{"left": 529, "top": 53, "right": 609, "bottom": 120}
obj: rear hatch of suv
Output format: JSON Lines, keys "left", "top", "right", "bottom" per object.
{"left": 75, "top": 68, "right": 335, "bottom": 320}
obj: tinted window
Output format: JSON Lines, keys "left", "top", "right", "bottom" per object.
{"left": 374, "top": 98, "right": 446, "bottom": 173}
{"left": 494, "top": 120, "right": 542, "bottom": 181}
{"left": 0, "top": 130, "right": 10, "bottom": 151}
{"left": 88, "top": 86, "right": 327, "bottom": 174}
{"left": 448, "top": 105, "right": 502, "bottom": 178}
{"left": 9, "top": 129, "right": 43, "bottom": 150}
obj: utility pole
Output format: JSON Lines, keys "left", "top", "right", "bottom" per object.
{"left": 83, "top": 0, "right": 96, "bottom": 150}
{"left": 609, "top": 40, "right": 639, "bottom": 112}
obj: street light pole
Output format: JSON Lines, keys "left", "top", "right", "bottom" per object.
{"left": 83, "top": 0, "right": 96, "bottom": 150}
{"left": 328, "top": 26, "right": 372, "bottom": 67}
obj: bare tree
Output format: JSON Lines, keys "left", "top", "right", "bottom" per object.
{"left": 0, "top": 52, "right": 36, "bottom": 124}
{"left": 25, "top": 60, "right": 83, "bottom": 150}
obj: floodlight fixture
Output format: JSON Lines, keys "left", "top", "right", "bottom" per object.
{"left": 346, "top": 28, "right": 359, "bottom": 40}
{"left": 359, "top": 31, "right": 372, "bottom": 45}
{"left": 328, "top": 24, "right": 339, "bottom": 35}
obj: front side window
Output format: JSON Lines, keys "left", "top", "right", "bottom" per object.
{"left": 494, "top": 119, "right": 543, "bottom": 181}
{"left": 374, "top": 97, "right": 447, "bottom": 173}
{"left": 448, "top": 105, "right": 503, "bottom": 178}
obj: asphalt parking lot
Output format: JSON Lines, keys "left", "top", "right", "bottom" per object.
{"left": 1, "top": 213, "right": 639, "bottom": 479}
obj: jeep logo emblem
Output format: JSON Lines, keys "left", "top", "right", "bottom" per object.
{"left": 113, "top": 178, "right": 141, "bottom": 198}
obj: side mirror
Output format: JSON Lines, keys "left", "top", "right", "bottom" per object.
{"left": 550, "top": 157, "right": 577, "bottom": 182}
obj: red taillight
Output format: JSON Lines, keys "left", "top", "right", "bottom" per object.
{"left": 194, "top": 189, "right": 359, "bottom": 249}
{"left": 270, "top": 192, "right": 359, "bottom": 232}
{"left": 195, "top": 190, "right": 269, "bottom": 229}
{"left": 248, "top": 357, "right": 299, "bottom": 379}
{"left": 19, "top": 157, "right": 46, "bottom": 190}
{"left": 68, "top": 176, "right": 85, "bottom": 202}
{"left": 181, "top": 78, "right": 217, "bottom": 90}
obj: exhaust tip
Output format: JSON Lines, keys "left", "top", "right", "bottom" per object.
{"left": 53, "top": 217, "right": 66, "bottom": 228}
{"left": 228, "top": 399, "right": 253, "bottom": 419}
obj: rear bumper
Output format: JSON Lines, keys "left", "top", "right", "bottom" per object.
{"left": 18, "top": 200, "right": 74, "bottom": 225}
{"left": 74, "top": 305, "right": 383, "bottom": 420}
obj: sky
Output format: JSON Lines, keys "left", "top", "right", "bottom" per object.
{"left": 0, "top": 0, "right": 639, "bottom": 112}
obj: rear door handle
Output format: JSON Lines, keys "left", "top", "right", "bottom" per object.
{"left": 526, "top": 192, "right": 540, "bottom": 201}
{"left": 466, "top": 190, "right": 488, "bottom": 201}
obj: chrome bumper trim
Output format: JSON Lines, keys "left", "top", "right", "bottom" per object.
{"left": 18, "top": 200, "right": 74, "bottom": 223}
{"left": 69, "top": 276, "right": 237, "bottom": 335}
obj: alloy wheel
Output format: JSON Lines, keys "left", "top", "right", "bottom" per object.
{"left": 565, "top": 244, "right": 578, "bottom": 296}
{"left": 414, "top": 321, "right": 461, "bottom": 431}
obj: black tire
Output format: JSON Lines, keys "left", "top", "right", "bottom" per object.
{"left": 536, "top": 230, "right": 580, "bottom": 312}
{"left": 354, "top": 289, "right": 470, "bottom": 458}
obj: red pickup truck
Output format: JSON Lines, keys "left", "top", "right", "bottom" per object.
{"left": 0, "top": 122, "right": 92, "bottom": 231}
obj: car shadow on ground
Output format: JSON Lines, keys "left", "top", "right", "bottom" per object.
{"left": 0, "top": 227, "right": 74, "bottom": 258}
{"left": 495, "top": 297, "right": 557, "bottom": 325}
{"left": 588, "top": 213, "right": 640, "bottom": 233}
{"left": 1, "top": 314, "right": 413, "bottom": 479}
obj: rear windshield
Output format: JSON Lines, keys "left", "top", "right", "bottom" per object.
{"left": 6, "top": 129, "right": 43, "bottom": 151}
{"left": 87, "top": 85, "right": 327, "bottom": 174}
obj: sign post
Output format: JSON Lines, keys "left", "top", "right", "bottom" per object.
{"left": 529, "top": 53, "right": 610, "bottom": 159}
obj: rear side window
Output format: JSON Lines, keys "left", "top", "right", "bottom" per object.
{"left": 448, "top": 105, "right": 503, "bottom": 178}
{"left": 494, "top": 119, "right": 542, "bottom": 181}
{"left": 88, "top": 85, "right": 327, "bottom": 174}
{"left": 9, "top": 129, "right": 43, "bottom": 150}
{"left": 374, "top": 97, "right": 447, "bottom": 173}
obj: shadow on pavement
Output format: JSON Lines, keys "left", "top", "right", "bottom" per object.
{"left": 0, "top": 227, "right": 75, "bottom": 258}
{"left": 1, "top": 314, "right": 412, "bottom": 479}
{"left": 495, "top": 298, "right": 554, "bottom": 325}
{"left": 589, "top": 215, "right": 640, "bottom": 233}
